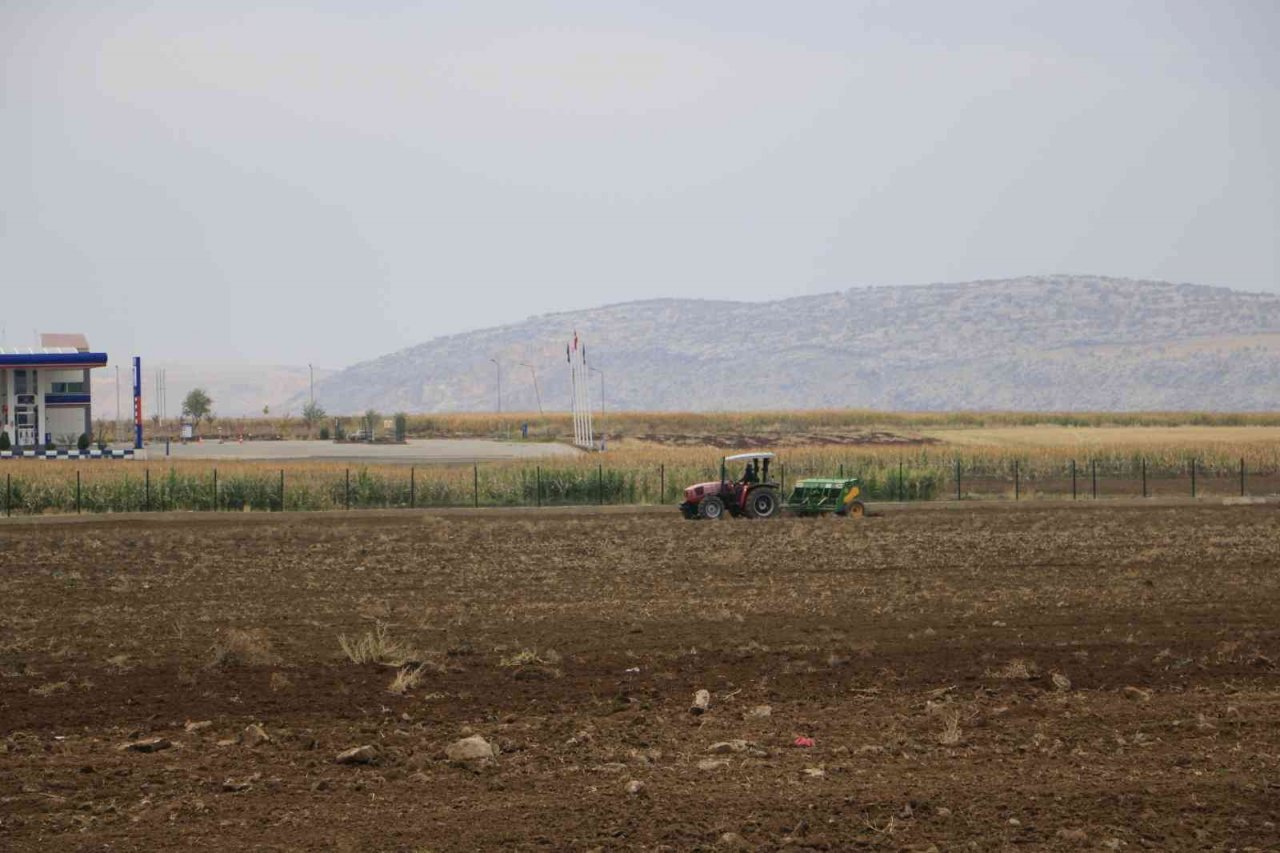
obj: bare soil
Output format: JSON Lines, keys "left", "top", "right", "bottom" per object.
{"left": 2, "top": 505, "right": 1278, "bottom": 850}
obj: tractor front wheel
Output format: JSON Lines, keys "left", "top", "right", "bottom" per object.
{"left": 697, "top": 495, "right": 726, "bottom": 520}
{"left": 844, "top": 501, "right": 866, "bottom": 518}
{"left": 745, "top": 487, "right": 779, "bottom": 519}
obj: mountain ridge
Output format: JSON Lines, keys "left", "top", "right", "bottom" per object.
{"left": 288, "top": 276, "right": 1280, "bottom": 414}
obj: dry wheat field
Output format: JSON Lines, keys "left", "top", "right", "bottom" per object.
{"left": 1, "top": 503, "right": 1278, "bottom": 850}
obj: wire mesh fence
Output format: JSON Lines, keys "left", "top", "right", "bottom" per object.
{"left": 2, "top": 450, "right": 1278, "bottom": 517}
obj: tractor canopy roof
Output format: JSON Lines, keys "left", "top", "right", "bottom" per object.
{"left": 724, "top": 451, "right": 775, "bottom": 462}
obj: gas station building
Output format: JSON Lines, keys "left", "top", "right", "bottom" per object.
{"left": 0, "top": 333, "right": 108, "bottom": 448}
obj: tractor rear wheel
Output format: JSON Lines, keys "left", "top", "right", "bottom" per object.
{"left": 697, "top": 495, "right": 726, "bottom": 520}
{"left": 745, "top": 487, "right": 779, "bottom": 519}
{"left": 845, "top": 501, "right": 866, "bottom": 517}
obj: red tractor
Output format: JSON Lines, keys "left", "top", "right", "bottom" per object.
{"left": 679, "top": 452, "right": 781, "bottom": 520}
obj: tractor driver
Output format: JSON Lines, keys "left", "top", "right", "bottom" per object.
{"left": 741, "top": 460, "right": 759, "bottom": 484}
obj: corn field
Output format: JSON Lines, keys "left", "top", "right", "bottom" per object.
{"left": 1, "top": 439, "right": 1279, "bottom": 516}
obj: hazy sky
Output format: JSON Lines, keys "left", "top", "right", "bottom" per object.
{"left": 3, "top": 1, "right": 1277, "bottom": 367}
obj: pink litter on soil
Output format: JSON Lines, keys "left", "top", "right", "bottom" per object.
{"left": 793, "top": 737, "right": 815, "bottom": 748}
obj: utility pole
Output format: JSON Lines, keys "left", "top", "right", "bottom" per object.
{"left": 519, "top": 362, "right": 543, "bottom": 415}
{"left": 590, "top": 367, "right": 604, "bottom": 414}
{"left": 489, "top": 358, "right": 501, "bottom": 413}
{"left": 115, "top": 364, "right": 120, "bottom": 444}
{"left": 308, "top": 363, "right": 314, "bottom": 405}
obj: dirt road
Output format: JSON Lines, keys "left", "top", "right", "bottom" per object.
{"left": 1, "top": 505, "right": 1277, "bottom": 849}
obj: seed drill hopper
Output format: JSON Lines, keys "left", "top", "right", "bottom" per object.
{"left": 784, "top": 477, "right": 866, "bottom": 517}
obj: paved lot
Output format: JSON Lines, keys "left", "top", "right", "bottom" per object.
{"left": 138, "top": 438, "right": 580, "bottom": 464}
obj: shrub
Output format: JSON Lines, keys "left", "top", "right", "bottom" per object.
{"left": 77, "top": 433, "right": 90, "bottom": 452}
{"left": 319, "top": 425, "right": 330, "bottom": 440}
{"left": 0, "top": 431, "right": 9, "bottom": 451}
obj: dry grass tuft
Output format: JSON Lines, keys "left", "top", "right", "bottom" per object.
{"left": 387, "top": 664, "right": 429, "bottom": 695}
{"left": 499, "top": 649, "right": 548, "bottom": 668}
{"left": 29, "top": 681, "right": 70, "bottom": 697}
{"left": 338, "top": 623, "right": 419, "bottom": 666}
{"left": 988, "top": 658, "right": 1038, "bottom": 680}
{"left": 937, "top": 712, "right": 963, "bottom": 746}
{"left": 208, "top": 629, "right": 280, "bottom": 668}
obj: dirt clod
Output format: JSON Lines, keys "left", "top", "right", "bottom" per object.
{"left": 119, "top": 738, "right": 170, "bottom": 753}
{"left": 335, "top": 745, "right": 378, "bottom": 765}
{"left": 445, "top": 735, "right": 496, "bottom": 763}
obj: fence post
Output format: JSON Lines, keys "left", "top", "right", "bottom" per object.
{"left": 279, "top": 469, "right": 285, "bottom": 512}
{"left": 77, "top": 470, "right": 82, "bottom": 514}
{"left": 1014, "top": 459, "right": 1019, "bottom": 501}
{"left": 410, "top": 467, "right": 415, "bottom": 508}
{"left": 473, "top": 461, "right": 479, "bottom": 508}
{"left": 213, "top": 468, "right": 218, "bottom": 511}
{"left": 5, "top": 473, "right": 8, "bottom": 516}
{"left": 1071, "top": 459, "right": 1077, "bottom": 500}
{"left": 1239, "top": 457, "right": 1245, "bottom": 497}
{"left": 898, "top": 458, "right": 904, "bottom": 501}
{"left": 1091, "top": 459, "right": 1097, "bottom": 500}
{"left": 1190, "top": 458, "right": 1196, "bottom": 498}
{"left": 660, "top": 464, "right": 665, "bottom": 504}
{"left": 839, "top": 462, "right": 844, "bottom": 479}
{"left": 955, "top": 458, "right": 961, "bottom": 501}
{"left": 598, "top": 463, "right": 603, "bottom": 505}
{"left": 345, "top": 468, "right": 351, "bottom": 510}
{"left": 1141, "top": 458, "right": 1147, "bottom": 498}
{"left": 781, "top": 463, "right": 786, "bottom": 495}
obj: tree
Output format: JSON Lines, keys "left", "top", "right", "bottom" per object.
{"left": 183, "top": 388, "right": 213, "bottom": 427}
{"left": 363, "top": 409, "right": 380, "bottom": 440}
{"left": 302, "top": 400, "right": 327, "bottom": 433}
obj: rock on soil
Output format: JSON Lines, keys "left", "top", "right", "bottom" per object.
{"left": 119, "top": 738, "right": 171, "bottom": 753}
{"left": 335, "top": 745, "right": 379, "bottom": 765}
{"left": 222, "top": 775, "right": 258, "bottom": 793}
{"left": 184, "top": 720, "right": 212, "bottom": 733}
{"left": 445, "top": 734, "right": 497, "bottom": 763}
{"left": 625, "top": 780, "right": 646, "bottom": 796}
{"left": 240, "top": 724, "right": 270, "bottom": 747}
{"left": 697, "top": 758, "right": 731, "bottom": 771}
{"left": 690, "top": 689, "right": 711, "bottom": 715}
{"left": 706, "top": 740, "right": 749, "bottom": 754}
{"left": 1123, "top": 686, "right": 1152, "bottom": 702}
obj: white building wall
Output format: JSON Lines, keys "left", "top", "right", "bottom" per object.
{"left": 41, "top": 369, "right": 91, "bottom": 445}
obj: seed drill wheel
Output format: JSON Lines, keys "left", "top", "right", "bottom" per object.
{"left": 845, "top": 501, "right": 866, "bottom": 518}
{"left": 697, "top": 495, "right": 725, "bottom": 520}
{"left": 745, "top": 487, "right": 779, "bottom": 519}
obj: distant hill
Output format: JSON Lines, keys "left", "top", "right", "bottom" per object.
{"left": 289, "top": 276, "right": 1280, "bottom": 414}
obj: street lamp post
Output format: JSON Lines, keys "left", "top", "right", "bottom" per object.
{"left": 518, "top": 362, "right": 543, "bottom": 415}
{"left": 489, "top": 358, "right": 501, "bottom": 413}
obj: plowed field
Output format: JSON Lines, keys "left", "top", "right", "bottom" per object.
{"left": 2, "top": 505, "right": 1278, "bottom": 850}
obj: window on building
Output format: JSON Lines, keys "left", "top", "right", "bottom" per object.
{"left": 14, "top": 370, "right": 28, "bottom": 395}
{"left": 51, "top": 382, "right": 86, "bottom": 394}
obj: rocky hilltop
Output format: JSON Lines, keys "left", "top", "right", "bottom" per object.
{"left": 292, "top": 276, "right": 1280, "bottom": 413}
